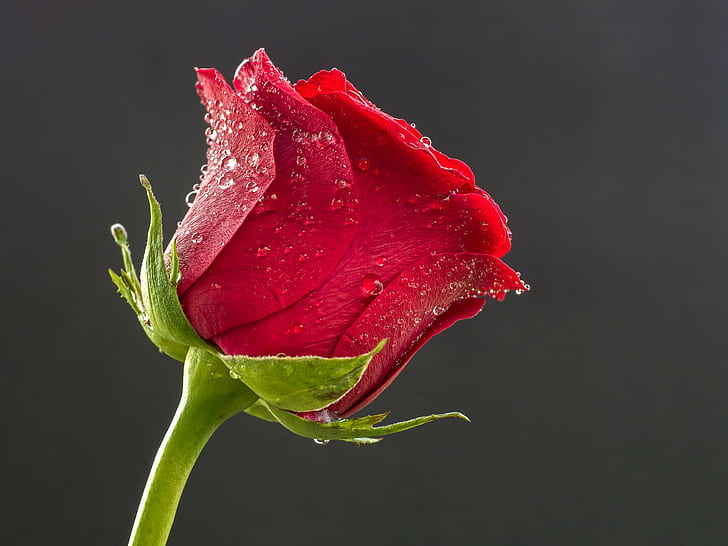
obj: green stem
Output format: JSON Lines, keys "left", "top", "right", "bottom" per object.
{"left": 127, "top": 348, "right": 258, "bottom": 546}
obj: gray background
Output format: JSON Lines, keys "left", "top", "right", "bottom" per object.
{"left": 2, "top": 1, "right": 726, "bottom": 544}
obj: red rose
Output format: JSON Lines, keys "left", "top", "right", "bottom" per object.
{"left": 173, "top": 49, "right": 526, "bottom": 422}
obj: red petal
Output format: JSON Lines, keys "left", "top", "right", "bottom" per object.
{"left": 294, "top": 70, "right": 513, "bottom": 257}
{"left": 210, "top": 63, "right": 520, "bottom": 365}
{"left": 307, "top": 252, "right": 527, "bottom": 420}
{"left": 179, "top": 50, "right": 358, "bottom": 340}
{"left": 174, "top": 68, "right": 276, "bottom": 296}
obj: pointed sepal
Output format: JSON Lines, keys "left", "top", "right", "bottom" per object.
{"left": 260, "top": 400, "right": 469, "bottom": 444}
{"left": 109, "top": 175, "right": 215, "bottom": 361}
{"left": 221, "top": 340, "right": 386, "bottom": 412}
{"left": 109, "top": 219, "right": 189, "bottom": 361}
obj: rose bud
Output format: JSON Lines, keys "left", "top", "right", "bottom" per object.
{"left": 175, "top": 50, "right": 527, "bottom": 417}
{"left": 111, "top": 49, "right": 527, "bottom": 442}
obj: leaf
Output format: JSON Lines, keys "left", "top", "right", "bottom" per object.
{"left": 221, "top": 340, "right": 386, "bottom": 412}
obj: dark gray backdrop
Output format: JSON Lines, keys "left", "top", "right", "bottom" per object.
{"left": 2, "top": 1, "right": 726, "bottom": 545}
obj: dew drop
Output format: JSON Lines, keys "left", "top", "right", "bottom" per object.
{"left": 296, "top": 155, "right": 307, "bottom": 166}
{"left": 420, "top": 136, "right": 432, "bottom": 147}
{"left": 256, "top": 246, "right": 270, "bottom": 257}
{"left": 246, "top": 151, "right": 260, "bottom": 167}
{"left": 223, "top": 157, "right": 238, "bottom": 171}
{"left": 218, "top": 177, "right": 234, "bottom": 189}
{"left": 185, "top": 190, "right": 199, "bottom": 207}
{"left": 283, "top": 244, "right": 294, "bottom": 254}
{"left": 432, "top": 305, "right": 446, "bottom": 316}
{"left": 291, "top": 323, "right": 304, "bottom": 334}
{"left": 191, "top": 233, "right": 203, "bottom": 243}
{"left": 229, "top": 370, "right": 240, "bottom": 380}
{"left": 375, "top": 256, "right": 387, "bottom": 267}
{"left": 319, "top": 130, "right": 334, "bottom": 145}
{"left": 362, "top": 274, "right": 384, "bottom": 296}
{"left": 314, "top": 248, "right": 325, "bottom": 258}
{"left": 334, "top": 178, "right": 349, "bottom": 189}
{"left": 210, "top": 282, "right": 221, "bottom": 290}
{"left": 245, "top": 181, "right": 260, "bottom": 192}
{"left": 314, "top": 439, "right": 330, "bottom": 446}
{"left": 356, "top": 158, "right": 371, "bottom": 171}
{"left": 330, "top": 196, "right": 344, "bottom": 210}
{"left": 254, "top": 193, "right": 279, "bottom": 214}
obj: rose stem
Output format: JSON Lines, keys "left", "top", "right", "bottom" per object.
{"left": 127, "top": 348, "right": 258, "bottom": 546}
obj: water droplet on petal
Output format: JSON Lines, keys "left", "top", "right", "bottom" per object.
{"left": 375, "top": 256, "right": 387, "bottom": 267}
{"left": 330, "top": 196, "right": 344, "bottom": 210}
{"left": 291, "top": 323, "right": 304, "bottom": 334}
{"left": 185, "top": 190, "right": 199, "bottom": 207}
{"left": 420, "top": 136, "right": 432, "bottom": 147}
{"left": 256, "top": 246, "right": 270, "bottom": 257}
{"left": 356, "top": 158, "right": 371, "bottom": 171}
{"left": 362, "top": 274, "right": 384, "bottom": 296}
{"left": 314, "top": 248, "right": 325, "bottom": 258}
{"left": 245, "top": 181, "right": 259, "bottom": 192}
{"left": 218, "top": 177, "right": 234, "bottom": 189}
{"left": 254, "top": 193, "right": 279, "bottom": 214}
{"left": 223, "top": 157, "right": 238, "bottom": 171}
{"left": 334, "top": 178, "right": 349, "bottom": 189}
{"left": 244, "top": 151, "right": 259, "bottom": 167}
{"left": 319, "top": 130, "right": 334, "bottom": 145}
{"left": 210, "top": 283, "right": 221, "bottom": 290}
{"left": 432, "top": 305, "right": 446, "bottom": 316}
{"left": 191, "top": 233, "right": 203, "bottom": 243}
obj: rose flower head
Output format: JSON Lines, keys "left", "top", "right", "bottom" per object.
{"left": 111, "top": 49, "right": 527, "bottom": 442}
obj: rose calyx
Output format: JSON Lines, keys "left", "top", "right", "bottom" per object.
{"left": 110, "top": 177, "right": 468, "bottom": 442}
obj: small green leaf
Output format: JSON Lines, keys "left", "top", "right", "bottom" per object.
{"left": 221, "top": 339, "right": 386, "bottom": 412}
{"left": 260, "top": 400, "right": 469, "bottom": 443}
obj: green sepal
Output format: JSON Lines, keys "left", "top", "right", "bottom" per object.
{"left": 260, "top": 400, "right": 470, "bottom": 444}
{"left": 138, "top": 175, "right": 214, "bottom": 354}
{"left": 109, "top": 222, "right": 189, "bottom": 362}
{"left": 221, "top": 339, "right": 386, "bottom": 412}
{"left": 109, "top": 175, "right": 215, "bottom": 361}
{"left": 244, "top": 400, "right": 278, "bottom": 423}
